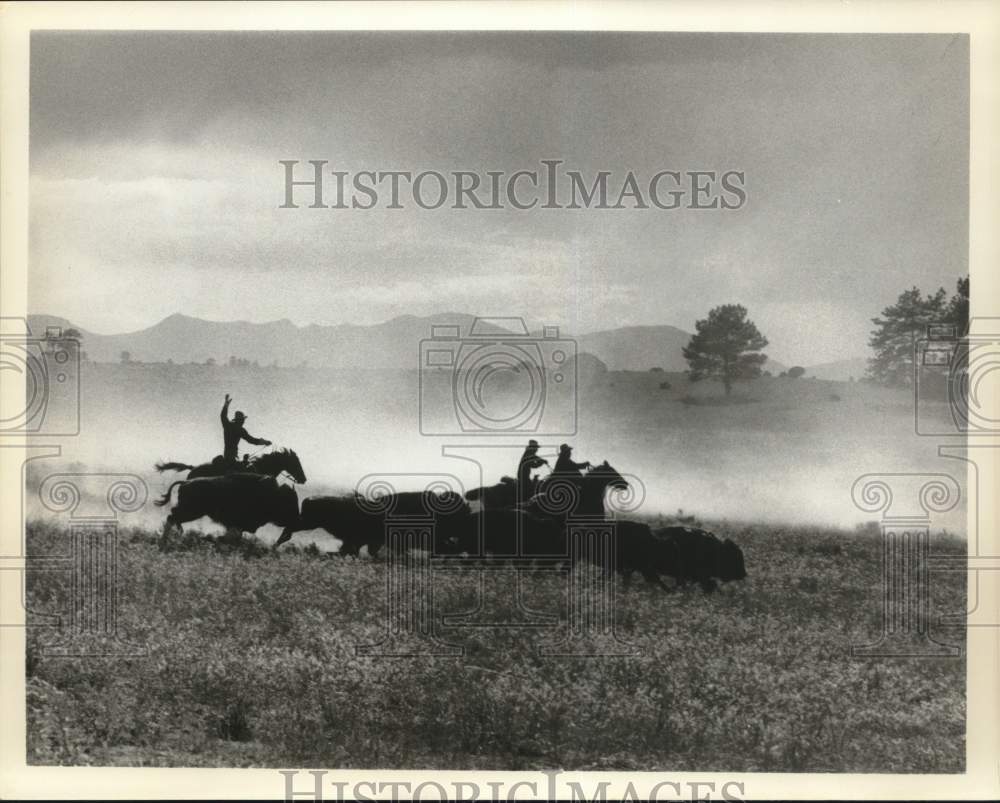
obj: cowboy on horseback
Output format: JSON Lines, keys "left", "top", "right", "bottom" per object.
{"left": 552, "top": 443, "right": 591, "bottom": 478}
{"left": 516, "top": 439, "right": 548, "bottom": 504}
{"left": 156, "top": 396, "right": 304, "bottom": 483}
{"left": 219, "top": 393, "right": 271, "bottom": 467}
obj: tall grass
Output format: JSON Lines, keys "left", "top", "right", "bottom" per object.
{"left": 25, "top": 520, "right": 966, "bottom": 771}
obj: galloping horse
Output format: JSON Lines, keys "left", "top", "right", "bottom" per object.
{"left": 155, "top": 448, "right": 307, "bottom": 484}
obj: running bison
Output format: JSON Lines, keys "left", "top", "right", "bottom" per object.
{"left": 448, "top": 512, "right": 678, "bottom": 589}
{"left": 274, "top": 490, "right": 470, "bottom": 555}
{"left": 610, "top": 520, "right": 679, "bottom": 589}
{"left": 446, "top": 508, "right": 562, "bottom": 559}
{"left": 652, "top": 526, "right": 747, "bottom": 592}
{"left": 155, "top": 473, "right": 300, "bottom": 547}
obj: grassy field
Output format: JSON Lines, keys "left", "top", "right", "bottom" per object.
{"left": 25, "top": 516, "right": 966, "bottom": 771}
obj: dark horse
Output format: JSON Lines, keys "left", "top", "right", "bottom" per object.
{"left": 528, "top": 460, "right": 630, "bottom": 518}
{"left": 465, "top": 461, "right": 628, "bottom": 518}
{"left": 155, "top": 448, "right": 306, "bottom": 484}
{"left": 155, "top": 473, "right": 299, "bottom": 547}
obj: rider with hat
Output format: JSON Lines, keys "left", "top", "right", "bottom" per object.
{"left": 220, "top": 393, "right": 271, "bottom": 466}
{"left": 517, "top": 439, "right": 548, "bottom": 504}
{"left": 552, "top": 443, "right": 591, "bottom": 478}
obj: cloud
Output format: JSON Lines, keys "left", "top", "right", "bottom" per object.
{"left": 28, "top": 32, "right": 968, "bottom": 363}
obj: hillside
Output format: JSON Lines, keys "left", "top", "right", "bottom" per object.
{"left": 576, "top": 324, "right": 692, "bottom": 372}
{"left": 805, "top": 358, "right": 869, "bottom": 382}
{"left": 27, "top": 312, "right": 793, "bottom": 374}
{"left": 27, "top": 312, "right": 502, "bottom": 370}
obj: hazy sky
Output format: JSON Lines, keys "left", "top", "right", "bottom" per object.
{"left": 29, "top": 32, "right": 968, "bottom": 364}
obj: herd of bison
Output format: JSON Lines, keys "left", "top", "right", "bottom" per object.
{"left": 153, "top": 454, "right": 747, "bottom": 592}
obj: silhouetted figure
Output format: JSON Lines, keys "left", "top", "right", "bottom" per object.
{"left": 220, "top": 393, "right": 271, "bottom": 465}
{"left": 552, "top": 443, "right": 590, "bottom": 478}
{"left": 517, "top": 439, "right": 548, "bottom": 503}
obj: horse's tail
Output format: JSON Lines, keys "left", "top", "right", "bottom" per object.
{"left": 154, "top": 480, "right": 185, "bottom": 507}
{"left": 155, "top": 461, "right": 194, "bottom": 473}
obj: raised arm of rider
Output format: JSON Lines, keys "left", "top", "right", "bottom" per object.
{"left": 221, "top": 397, "right": 231, "bottom": 424}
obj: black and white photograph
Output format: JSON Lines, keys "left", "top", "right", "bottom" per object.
{"left": 1, "top": 2, "right": 998, "bottom": 799}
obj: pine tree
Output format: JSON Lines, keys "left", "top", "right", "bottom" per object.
{"left": 946, "top": 275, "right": 969, "bottom": 334}
{"left": 867, "top": 286, "right": 947, "bottom": 386}
{"left": 682, "top": 304, "right": 769, "bottom": 395}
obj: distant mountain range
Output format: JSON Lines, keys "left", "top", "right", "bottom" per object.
{"left": 803, "top": 358, "right": 870, "bottom": 382}
{"left": 26, "top": 312, "right": 807, "bottom": 374}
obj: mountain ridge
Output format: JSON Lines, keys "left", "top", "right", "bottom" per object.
{"left": 804, "top": 357, "right": 870, "bottom": 382}
{"left": 27, "top": 312, "right": 791, "bottom": 373}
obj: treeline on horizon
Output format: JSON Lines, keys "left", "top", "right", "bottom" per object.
{"left": 47, "top": 274, "right": 970, "bottom": 391}
{"left": 674, "top": 274, "right": 968, "bottom": 397}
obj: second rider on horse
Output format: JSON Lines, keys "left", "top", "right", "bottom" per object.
{"left": 552, "top": 443, "right": 591, "bottom": 478}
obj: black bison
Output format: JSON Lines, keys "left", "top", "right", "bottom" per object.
{"left": 449, "top": 512, "right": 677, "bottom": 589}
{"left": 464, "top": 476, "right": 521, "bottom": 510}
{"left": 274, "top": 490, "right": 470, "bottom": 555}
{"left": 652, "top": 526, "right": 747, "bottom": 591}
{"left": 446, "top": 508, "right": 563, "bottom": 559}
{"left": 606, "top": 520, "right": 683, "bottom": 589}
{"left": 155, "top": 473, "right": 300, "bottom": 547}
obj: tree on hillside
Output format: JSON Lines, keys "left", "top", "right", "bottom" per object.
{"left": 682, "top": 304, "right": 769, "bottom": 395}
{"left": 947, "top": 275, "right": 970, "bottom": 334}
{"left": 867, "top": 276, "right": 968, "bottom": 386}
{"left": 787, "top": 366, "right": 806, "bottom": 378}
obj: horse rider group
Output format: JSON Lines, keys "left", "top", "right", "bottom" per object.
{"left": 517, "top": 439, "right": 591, "bottom": 501}
{"left": 211, "top": 396, "right": 592, "bottom": 494}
